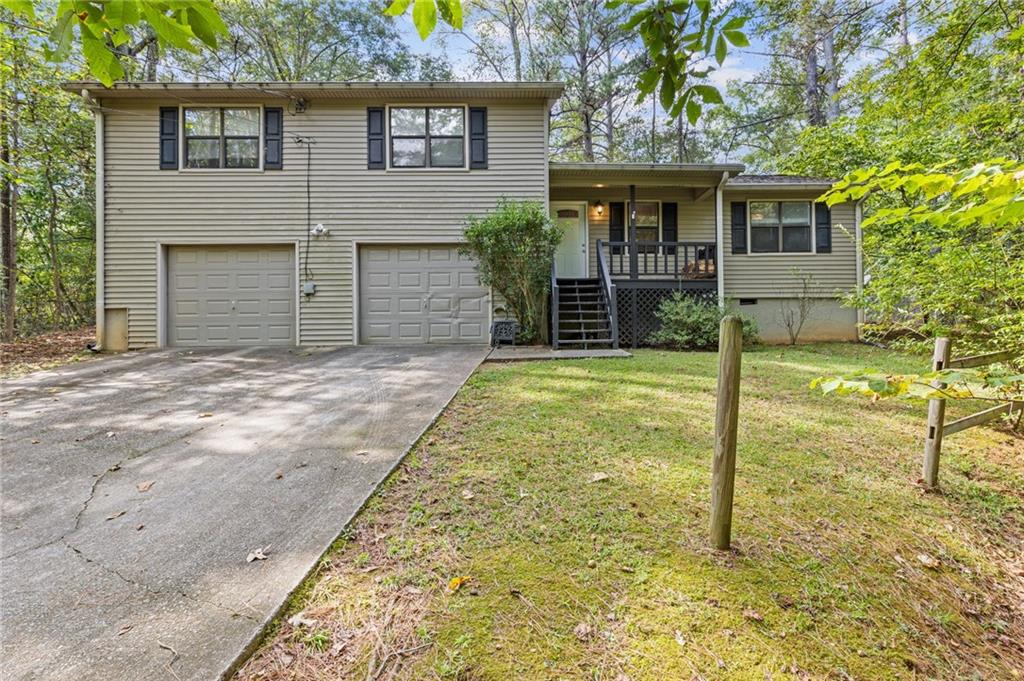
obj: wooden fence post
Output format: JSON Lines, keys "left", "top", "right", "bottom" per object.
{"left": 922, "top": 337, "right": 951, "bottom": 490}
{"left": 711, "top": 316, "right": 743, "bottom": 550}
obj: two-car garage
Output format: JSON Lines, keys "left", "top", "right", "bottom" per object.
{"left": 163, "top": 244, "right": 488, "bottom": 347}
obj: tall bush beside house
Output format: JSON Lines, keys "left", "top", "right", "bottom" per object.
{"left": 823, "top": 160, "right": 1024, "bottom": 358}
{"left": 647, "top": 293, "right": 758, "bottom": 350}
{"left": 461, "top": 200, "right": 561, "bottom": 344}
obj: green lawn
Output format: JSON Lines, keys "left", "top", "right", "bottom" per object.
{"left": 237, "top": 344, "right": 1024, "bottom": 680}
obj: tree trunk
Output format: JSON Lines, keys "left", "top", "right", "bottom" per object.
{"left": 898, "top": 0, "right": 910, "bottom": 66}
{"left": 650, "top": 97, "right": 657, "bottom": 162}
{"left": 1, "top": 105, "right": 17, "bottom": 340}
{"left": 821, "top": 29, "right": 839, "bottom": 121}
{"left": 804, "top": 37, "right": 823, "bottom": 126}
{"left": 144, "top": 28, "right": 159, "bottom": 80}
{"left": 44, "top": 156, "right": 63, "bottom": 326}
{"left": 507, "top": 1, "right": 523, "bottom": 81}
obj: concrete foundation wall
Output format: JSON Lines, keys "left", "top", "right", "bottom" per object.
{"left": 732, "top": 297, "right": 859, "bottom": 344}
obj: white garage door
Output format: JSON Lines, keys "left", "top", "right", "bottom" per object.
{"left": 359, "top": 245, "right": 489, "bottom": 344}
{"left": 166, "top": 245, "right": 295, "bottom": 347}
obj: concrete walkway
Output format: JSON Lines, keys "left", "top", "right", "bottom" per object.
{"left": 0, "top": 345, "right": 487, "bottom": 681}
{"left": 487, "top": 346, "right": 631, "bottom": 361}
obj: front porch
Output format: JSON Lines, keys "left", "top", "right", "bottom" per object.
{"left": 549, "top": 162, "right": 741, "bottom": 348}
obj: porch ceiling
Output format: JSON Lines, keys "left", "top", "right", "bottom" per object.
{"left": 548, "top": 162, "right": 745, "bottom": 188}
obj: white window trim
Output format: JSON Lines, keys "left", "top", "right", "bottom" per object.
{"left": 745, "top": 198, "right": 817, "bottom": 256}
{"left": 178, "top": 104, "right": 265, "bottom": 173}
{"left": 384, "top": 104, "right": 470, "bottom": 172}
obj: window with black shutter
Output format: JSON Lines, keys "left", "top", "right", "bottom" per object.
{"left": 469, "top": 107, "right": 487, "bottom": 168}
{"left": 815, "top": 202, "right": 832, "bottom": 253}
{"left": 730, "top": 202, "right": 747, "bottom": 254}
{"left": 367, "top": 107, "right": 385, "bottom": 169}
{"left": 264, "top": 107, "right": 283, "bottom": 170}
{"left": 159, "top": 107, "right": 178, "bottom": 170}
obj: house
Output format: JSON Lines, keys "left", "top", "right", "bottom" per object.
{"left": 64, "top": 80, "right": 862, "bottom": 350}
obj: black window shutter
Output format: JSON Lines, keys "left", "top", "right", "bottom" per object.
{"left": 159, "top": 107, "right": 178, "bottom": 170}
{"left": 367, "top": 107, "right": 385, "bottom": 169}
{"left": 609, "top": 201, "right": 625, "bottom": 255}
{"left": 730, "top": 201, "right": 747, "bottom": 254}
{"left": 264, "top": 107, "right": 283, "bottom": 170}
{"left": 469, "top": 107, "right": 488, "bottom": 169}
{"left": 815, "top": 202, "right": 832, "bottom": 253}
{"left": 662, "top": 202, "right": 678, "bottom": 254}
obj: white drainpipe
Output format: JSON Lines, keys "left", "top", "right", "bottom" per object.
{"left": 714, "top": 171, "right": 729, "bottom": 308}
{"left": 855, "top": 195, "right": 867, "bottom": 334}
{"left": 84, "top": 90, "right": 105, "bottom": 350}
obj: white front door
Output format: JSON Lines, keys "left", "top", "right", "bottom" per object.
{"left": 552, "top": 203, "right": 587, "bottom": 278}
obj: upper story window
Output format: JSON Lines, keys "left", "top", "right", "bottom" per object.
{"left": 749, "top": 201, "right": 812, "bottom": 253}
{"left": 184, "top": 107, "right": 260, "bottom": 169}
{"left": 389, "top": 107, "right": 465, "bottom": 168}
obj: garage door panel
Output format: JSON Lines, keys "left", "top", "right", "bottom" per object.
{"left": 167, "top": 245, "right": 295, "bottom": 347}
{"left": 359, "top": 245, "right": 488, "bottom": 345}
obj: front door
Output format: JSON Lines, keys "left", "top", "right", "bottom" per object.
{"left": 552, "top": 203, "right": 587, "bottom": 278}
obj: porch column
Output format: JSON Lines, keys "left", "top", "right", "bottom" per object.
{"left": 628, "top": 183, "right": 638, "bottom": 280}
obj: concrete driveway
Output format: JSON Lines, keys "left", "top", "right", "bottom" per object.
{"left": 0, "top": 345, "right": 487, "bottom": 681}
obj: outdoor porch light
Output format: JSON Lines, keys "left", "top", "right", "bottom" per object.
{"left": 594, "top": 200, "right": 604, "bottom": 216}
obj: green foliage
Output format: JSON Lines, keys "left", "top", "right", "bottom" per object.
{"left": 2, "top": 23, "right": 95, "bottom": 335}
{"left": 460, "top": 200, "right": 561, "bottom": 344}
{"left": 384, "top": 0, "right": 463, "bottom": 40}
{"left": 389, "top": 0, "right": 746, "bottom": 125}
{"left": 646, "top": 294, "right": 758, "bottom": 350}
{"left": 822, "top": 160, "right": 1024, "bottom": 357}
{"left": 4, "top": 0, "right": 228, "bottom": 85}
{"left": 612, "top": 0, "right": 747, "bottom": 123}
{"left": 811, "top": 367, "right": 1024, "bottom": 403}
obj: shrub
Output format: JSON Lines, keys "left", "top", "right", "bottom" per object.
{"left": 646, "top": 294, "right": 758, "bottom": 350}
{"left": 461, "top": 200, "right": 561, "bottom": 344}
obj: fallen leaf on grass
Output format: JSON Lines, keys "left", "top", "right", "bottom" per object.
{"left": 287, "top": 611, "right": 318, "bottom": 629}
{"left": 589, "top": 472, "right": 610, "bottom": 483}
{"left": 136, "top": 480, "right": 155, "bottom": 493}
{"left": 674, "top": 630, "right": 687, "bottom": 647}
{"left": 106, "top": 510, "right": 126, "bottom": 521}
{"left": 448, "top": 575, "right": 472, "bottom": 592}
{"left": 573, "top": 622, "right": 593, "bottom": 641}
{"left": 460, "top": 488, "right": 475, "bottom": 500}
{"left": 742, "top": 608, "right": 764, "bottom": 622}
{"left": 246, "top": 546, "right": 271, "bottom": 562}
{"left": 917, "top": 553, "right": 940, "bottom": 569}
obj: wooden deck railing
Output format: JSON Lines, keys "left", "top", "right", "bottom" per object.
{"left": 600, "top": 240, "right": 717, "bottom": 280}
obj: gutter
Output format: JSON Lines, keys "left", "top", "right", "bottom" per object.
{"left": 83, "top": 89, "right": 104, "bottom": 351}
{"left": 714, "top": 170, "right": 729, "bottom": 308}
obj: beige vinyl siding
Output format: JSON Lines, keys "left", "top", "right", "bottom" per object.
{"left": 548, "top": 187, "right": 717, "bottom": 278}
{"left": 102, "top": 99, "right": 547, "bottom": 348}
{"left": 722, "top": 190, "right": 857, "bottom": 298}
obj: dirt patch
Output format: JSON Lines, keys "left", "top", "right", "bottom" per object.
{"left": 1, "top": 327, "right": 95, "bottom": 378}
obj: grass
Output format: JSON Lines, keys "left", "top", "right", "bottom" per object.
{"left": 236, "top": 343, "right": 1024, "bottom": 680}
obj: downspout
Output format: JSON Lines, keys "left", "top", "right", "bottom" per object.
{"left": 854, "top": 195, "right": 867, "bottom": 335}
{"left": 714, "top": 171, "right": 729, "bottom": 309}
{"left": 83, "top": 89, "right": 105, "bottom": 351}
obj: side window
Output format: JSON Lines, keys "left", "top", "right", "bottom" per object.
{"left": 183, "top": 107, "right": 260, "bottom": 169}
{"left": 749, "top": 201, "right": 812, "bottom": 253}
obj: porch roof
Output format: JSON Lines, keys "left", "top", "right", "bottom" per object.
{"left": 549, "top": 162, "right": 744, "bottom": 188}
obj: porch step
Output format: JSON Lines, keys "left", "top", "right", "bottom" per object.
{"left": 552, "top": 276, "right": 617, "bottom": 350}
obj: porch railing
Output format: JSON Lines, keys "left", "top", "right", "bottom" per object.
{"left": 550, "top": 260, "right": 560, "bottom": 350}
{"left": 601, "top": 241, "right": 717, "bottom": 280}
{"left": 595, "top": 240, "right": 619, "bottom": 349}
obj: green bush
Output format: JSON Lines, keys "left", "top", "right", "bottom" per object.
{"left": 460, "top": 200, "right": 562, "bottom": 344}
{"left": 646, "top": 294, "right": 758, "bottom": 350}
